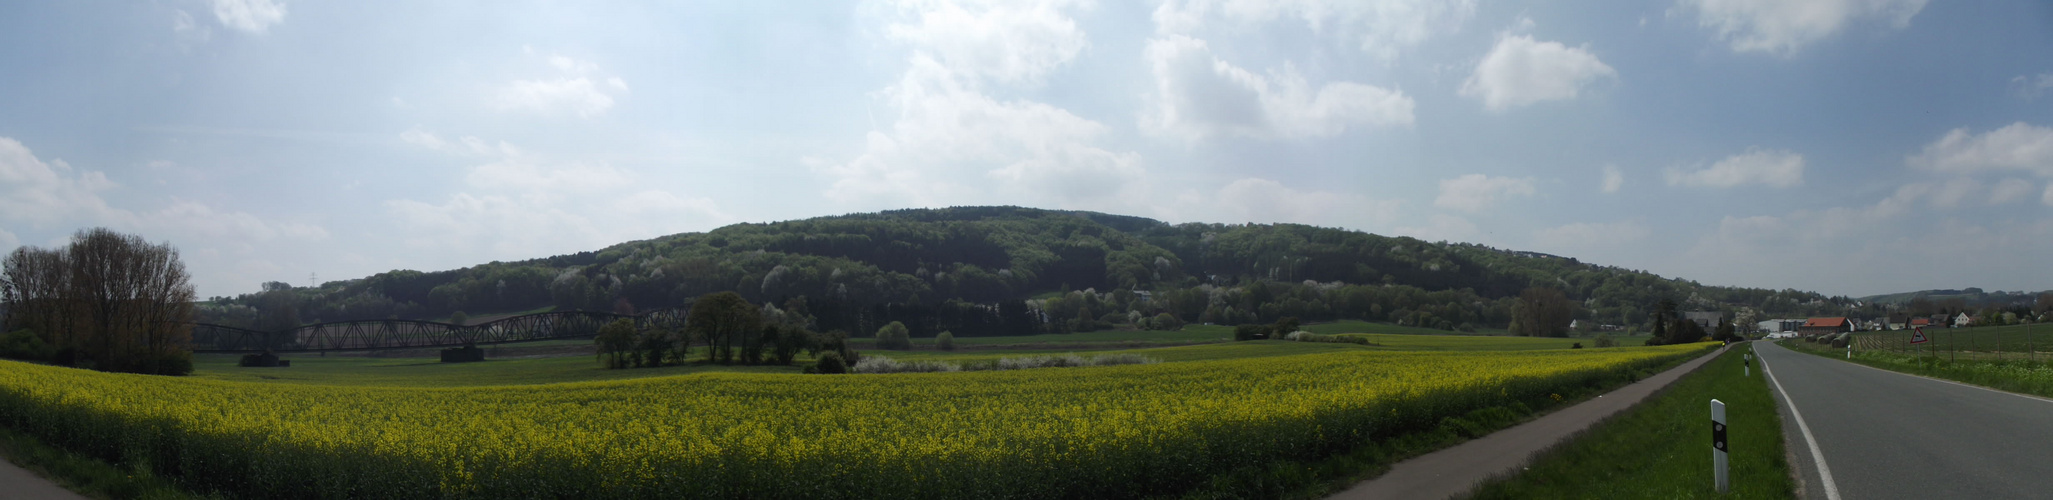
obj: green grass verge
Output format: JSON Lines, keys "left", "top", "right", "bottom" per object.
{"left": 1781, "top": 338, "right": 2053, "bottom": 399}
{"left": 1467, "top": 344, "right": 1793, "bottom": 499}
{"left": 0, "top": 422, "right": 212, "bottom": 499}
{"left": 1184, "top": 343, "right": 1722, "bottom": 499}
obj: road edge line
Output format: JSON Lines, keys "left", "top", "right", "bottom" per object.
{"left": 1760, "top": 351, "right": 1841, "bottom": 500}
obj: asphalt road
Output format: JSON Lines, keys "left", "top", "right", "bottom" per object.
{"left": 1756, "top": 341, "right": 2053, "bottom": 499}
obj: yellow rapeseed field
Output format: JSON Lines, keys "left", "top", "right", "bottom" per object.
{"left": 0, "top": 343, "right": 1711, "bottom": 498}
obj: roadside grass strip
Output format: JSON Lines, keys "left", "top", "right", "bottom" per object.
{"left": 1782, "top": 338, "right": 2053, "bottom": 399}
{"left": 1467, "top": 345, "right": 1794, "bottom": 499}
{"left": 0, "top": 344, "right": 1708, "bottom": 499}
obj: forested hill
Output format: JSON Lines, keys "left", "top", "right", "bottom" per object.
{"left": 199, "top": 206, "right": 1861, "bottom": 336}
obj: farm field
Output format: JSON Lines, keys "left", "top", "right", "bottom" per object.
{"left": 0, "top": 344, "right": 1713, "bottom": 498}
{"left": 1302, "top": 319, "right": 1511, "bottom": 336}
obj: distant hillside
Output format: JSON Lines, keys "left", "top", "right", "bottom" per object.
{"left": 1859, "top": 288, "right": 2049, "bottom": 308}
{"left": 199, "top": 206, "right": 1865, "bottom": 336}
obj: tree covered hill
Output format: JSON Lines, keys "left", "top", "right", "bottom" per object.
{"left": 199, "top": 206, "right": 1858, "bottom": 336}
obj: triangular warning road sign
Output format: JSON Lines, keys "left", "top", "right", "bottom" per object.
{"left": 1910, "top": 327, "right": 1930, "bottom": 344}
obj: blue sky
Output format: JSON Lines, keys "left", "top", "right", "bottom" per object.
{"left": 2, "top": 0, "right": 2050, "bottom": 299}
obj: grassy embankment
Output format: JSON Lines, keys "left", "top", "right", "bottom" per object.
{"left": 1781, "top": 325, "right": 2053, "bottom": 399}
{"left": 1468, "top": 343, "right": 1794, "bottom": 499}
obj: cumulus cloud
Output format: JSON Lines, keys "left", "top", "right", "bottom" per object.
{"left": 1394, "top": 214, "right": 1479, "bottom": 243}
{"left": 1989, "top": 178, "right": 2035, "bottom": 204}
{"left": 1433, "top": 174, "right": 1535, "bottom": 213}
{"left": 1678, "top": 0, "right": 1926, "bottom": 56}
{"left": 1907, "top": 122, "right": 2053, "bottom": 176}
{"left": 1151, "top": 0, "right": 1477, "bottom": 61}
{"left": 1177, "top": 177, "right": 1402, "bottom": 228}
{"left": 1533, "top": 219, "right": 1650, "bottom": 249}
{"left": 0, "top": 136, "right": 329, "bottom": 296}
{"left": 386, "top": 136, "right": 731, "bottom": 261}
{"left": 211, "top": 0, "right": 286, "bottom": 34}
{"left": 1601, "top": 165, "right": 1624, "bottom": 193}
{"left": 1141, "top": 35, "right": 1413, "bottom": 141}
{"left": 2013, "top": 73, "right": 2053, "bottom": 100}
{"left": 880, "top": 0, "right": 1090, "bottom": 86}
{"left": 1460, "top": 33, "right": 1616, "bottom": 111}
{"left": 1927, "top": 177, "right": 1979, "bottom": 208}
{"left": 496, "top": 52, "right": 629, "bottom": 118}
{"left": 819, "top": 58, "right": 1141, "bottom": 207}
{"left": 1666, "top": 148, "right": 1805, "bottom": 188}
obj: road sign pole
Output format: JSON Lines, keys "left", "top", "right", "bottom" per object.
{"left": 1712, "top": 399, "right": 1729, "bottom": 493}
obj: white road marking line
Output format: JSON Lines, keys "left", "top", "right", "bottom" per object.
{"left": 1760, "top": 350, "right": 1842, "bottom": 500}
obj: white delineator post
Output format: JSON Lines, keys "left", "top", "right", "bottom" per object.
{"left": 1712, "top": 399, "right": 1729, "bottom": 493}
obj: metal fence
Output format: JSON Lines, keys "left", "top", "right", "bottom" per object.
{"left": 1845, "top": 324, "right": 2050, "bottom": 363}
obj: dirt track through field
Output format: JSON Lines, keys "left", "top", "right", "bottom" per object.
{"left": 1329, "top": 343, "right": 1725, "bottom": 500}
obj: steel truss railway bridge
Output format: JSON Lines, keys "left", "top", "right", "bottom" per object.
{"left": 190, "top": 309, "right": 686, "bottom": 353}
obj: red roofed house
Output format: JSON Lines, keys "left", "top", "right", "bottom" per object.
{"left": 1909, "top": 318, "right": 1932, "bottom": 329}
{"left": 1798, "top": 317, "right": 1853, "bottom": 336}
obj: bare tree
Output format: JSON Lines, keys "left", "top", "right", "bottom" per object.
{"left": 0, "top": 228, "right": 195, "bottom": 374}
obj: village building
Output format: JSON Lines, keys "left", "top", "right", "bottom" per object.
{"left": 1797, "top": 317, "right": 1853, "bottom": 336}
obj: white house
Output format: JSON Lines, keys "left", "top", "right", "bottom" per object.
{"left": 1954, "top": 312, "right": 1973, "bottom": 328}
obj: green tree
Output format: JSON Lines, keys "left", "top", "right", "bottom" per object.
{"left": 1511, "top": 287, "right": 1575, "bottom": 337}
{"left": 935, "top": 330, "right": 956, "bottom": 351}
{"left": 595, "top": 318, "right": 636, "bottom": 369}
{"left": 636, "top": 327, "right": 676, "bottom": 367}
{"left": 449, "top": 310, "right": 468, "bottom": 326}
{"left": 687, "top": 292, "right": 761, "bottom": 364}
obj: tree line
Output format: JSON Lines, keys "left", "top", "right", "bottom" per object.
{"left": 1, "top": 228, "right": 195, "bottom": 375}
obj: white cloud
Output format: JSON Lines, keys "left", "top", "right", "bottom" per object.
{"left": 1141, "top": 35, "right": 1413, "bottom": 141}
{"left": 1907, "top": 122, "right": 2053, "bottom": 176}
{"left": 172, "top": 9, "right": 212, "bottom": 46}
{"left": 880, "top": 0, "right": 1091, "bottom": 86}
{"left": 2012, "top": 73, "right": 2053, "bottom": 100}
{"left": 1666, "top": 148, "right": 1805, "bottom": 188}
{"left": 1990, "top": 178, "right": 2035, "bottom": 204}
{"left": 1678, "top": 0, "right": 1926, "bottom": 56}
{"left": 819, "top": 57, "right": 1141, "bottom": 208}
{"left": 386, "top": 137, "right": 732, "bottom": 262}
{"left": 1601, "top": 165, "right": 1625, "bottom": 193}
{"left": 1394, "top": 214, "right": 1478, "bottom": 243}
{"left": 1433, "top": 174, "right": 1535, "bottom": 213}
{"left": 1533, "top": 219, "right": 1650, "bottom": 249}
{"left": 0, "top": 136, "right": 328, "bottom": 296}
{"left": 1460, "top": 33, "right": 1616, "bottom": 111}
{"left": 1181, "top": 177, "right": 1402, "bottom": 227}
{"left": 210, "top": 0, "right": 286, "bottom": 34}
{"left": 496, "top": 52, "right": 628, "bottom": 118}
{"left": 1928, "top": 177, "right": 1979, "bottom": 208}
{"left": 1152, "top": 0, "right": 1477, "bottom": 61}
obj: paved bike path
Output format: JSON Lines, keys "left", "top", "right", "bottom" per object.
{"left": 0, "top": 457, "right": 86, "bottom": 500}
{"left": 1331, "top": 344, "right": 1726, "bottom": 500}
{"left": 1757, "top": 341, "right": 2053, "bottom": 499}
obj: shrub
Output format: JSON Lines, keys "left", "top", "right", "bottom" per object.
{"left": 1572, "top": 342, "right": 1584, "bottom": 349}
{"left": 851, "top": 356, "right": 961, "bottom": 374}
{"left": 992, "top": 353, "right": 1158, "bottom": 370}
{"left": 0, "top": 330, "right": 53, "bottom": 362}
{"left": 813, "top": 351, "right": 848, "bottom": 374}
{"left": 935, "top": 331, "right": 956, "bottom": 351}
{"left": 876, "top": 322, "right": 913, "bottom": 350}
{"left": 1152, "top": 313, "right": 1184, "bottom": 331}
{"left": 1593, "top": 334, "right": 1617, "bottom": 348}
{"left": 1233, "top": 324, "right": 1269, "bottom": 341}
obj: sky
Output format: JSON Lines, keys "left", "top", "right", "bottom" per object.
{"left": 1, "top": 0, "right": 2050, "bottom": 299}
